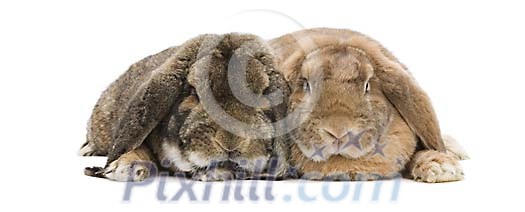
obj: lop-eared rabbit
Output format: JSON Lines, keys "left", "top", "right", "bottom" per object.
{"left": 269, "top": 28, "right": 467, "bottom": 183}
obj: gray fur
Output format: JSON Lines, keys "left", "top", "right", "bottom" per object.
{"left": 81, "top": 33, "right": 291, "bottom": 181}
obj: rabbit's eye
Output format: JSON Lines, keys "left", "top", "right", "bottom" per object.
{"left": 301, "top": 78, "right": 311, "bottom": 93}
{"left": 364, "top": 82, "right": 370, "bottom": 94}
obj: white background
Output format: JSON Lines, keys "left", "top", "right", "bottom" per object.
{"left": 1, "top": 0, "right": 524, "bottom": 211}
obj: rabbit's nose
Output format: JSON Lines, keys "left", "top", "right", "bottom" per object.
{"left": 322, "top": 127, "right": 349, "bottom": 140}
{"left": 322, "top": 128, "right": 366, "bottom": 149}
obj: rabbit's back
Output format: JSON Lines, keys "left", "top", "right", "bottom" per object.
{"left": 82, "top": 47, "right": 179, "bottom": 156}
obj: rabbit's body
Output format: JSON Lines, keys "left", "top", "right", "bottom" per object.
{"left": 81, "top": 33, "right": 290, "bottom": 181}
{"left": 269, "top": 28, "right": 465, "bottom": 182}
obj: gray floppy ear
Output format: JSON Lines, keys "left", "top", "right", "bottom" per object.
{"left": 257, "top": 51, "right": 291, "bottom": 124}
{"left": 254, "top": 46, "right": 292, "bottom": 178}
{"left": 377, "top": 67, "right": 446, "bottom": 152}
{"left": 225, "top": 34, "right": 292, "bottom": 177}
{"left": 265, "top": 64, "right": 293, "bottom": 178}
{"left": 106, "top": 35, "right": 211, "bottom": 164}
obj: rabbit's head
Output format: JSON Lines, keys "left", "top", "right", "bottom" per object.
{"left": 276, "top": 28, "right": 445, "bottom": 162}
{"left": 286, "top": 45, "right": 393, "bottom": 161}
{"left": 176, "top": 93, "right": 274, "bottom": 172}
{"left": 168, "top": 34, "right": 289, "bottom": 175}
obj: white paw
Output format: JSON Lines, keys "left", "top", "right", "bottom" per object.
{"left": 411, "top": 151, "right": 464, "bottom": 183}
{"left": 103, "top": 160, "right": 152, "bottom": 182}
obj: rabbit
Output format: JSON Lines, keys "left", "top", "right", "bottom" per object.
{"left": 80, "top": 33, "right": 291, "bottom": 181}
{"left": 268, "top": 28, "right": 468, "bottom": 183}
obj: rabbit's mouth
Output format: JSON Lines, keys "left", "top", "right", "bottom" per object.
{"left": 296, "top": 128, "right": 378, "bottom": 161}
{"left": 336, "top": 129, "right": 378, "bottom": 159}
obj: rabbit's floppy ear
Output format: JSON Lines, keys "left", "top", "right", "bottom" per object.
{"left": 263, "top": 57, "right": 293, "bottom": 177}
{"left": 363, "top": 40, "right": 446, "bottom": 152}
{"left": 377, "top": 67, "right": 445, "bottom": 151}
{"left": 238, "top": 36, "right": 292, "bottom": 177}
{"left": 239, "top": 36, "right": 291, "bottom": 124}
{"left": 106, "top": 35, "right": 217, "bottom": 164}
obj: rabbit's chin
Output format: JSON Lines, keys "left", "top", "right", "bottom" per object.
{"left": 297, "top": 138, "right": 377, "bottom": 161}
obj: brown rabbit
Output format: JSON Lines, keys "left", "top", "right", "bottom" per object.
{"left": 80, "top": 33, "right": 291, "bottom": 181}
{"left": 268, "top": 28, "right": 467, "bottom": 182}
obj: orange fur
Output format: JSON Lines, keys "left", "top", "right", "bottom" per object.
{"left": 269, "top": 28, "right": 462, "bottom": 182}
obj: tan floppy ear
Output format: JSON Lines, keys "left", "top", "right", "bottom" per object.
{"left": 377, "top": 68, "right": 446, "bottom": 152}
{"left": 280, "top": 50, "right": 306, "bottom": 82}
{"left": 106, "top": 36, "right": 210, "bottom": 164}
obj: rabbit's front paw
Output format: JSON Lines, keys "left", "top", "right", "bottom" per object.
{"left": 410, "top": 150, "right": 464, "bottom": 183}
{"left": 102, "top": 159, "right": 153, "bottom": 182}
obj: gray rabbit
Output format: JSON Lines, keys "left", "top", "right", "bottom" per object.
{"left": 80, "top": 33, "right": 291, "bottom": 181}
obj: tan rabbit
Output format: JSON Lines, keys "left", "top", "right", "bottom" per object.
{"left": 268, "top": 28, "right": 467, "bottom": 183}
{"left": 80, "top": 33, "right": 291, "bottom": 181}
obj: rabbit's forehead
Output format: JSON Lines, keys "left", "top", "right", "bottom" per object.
{"left": 301, "top": 46, "right": 373, "bottom": 82}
